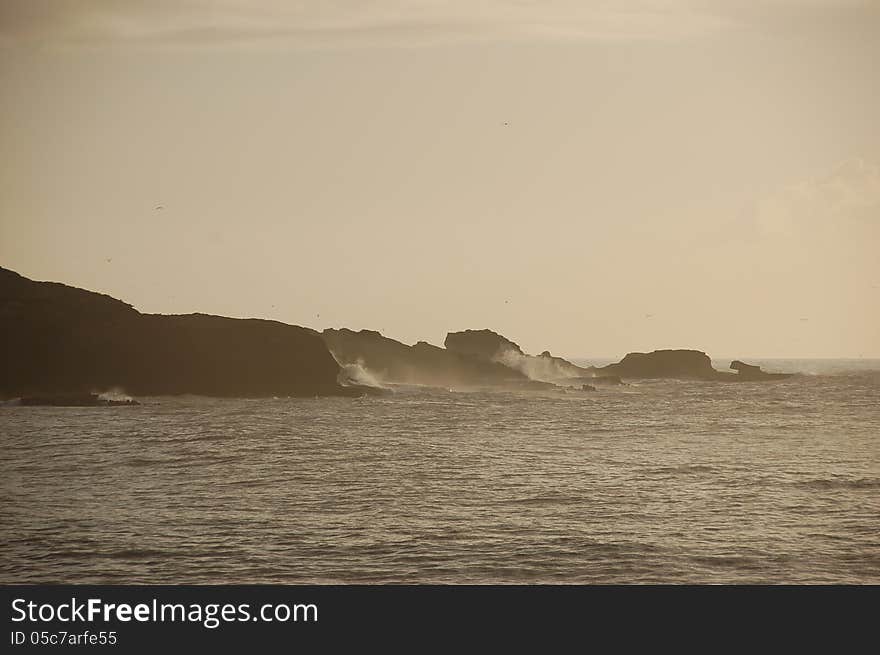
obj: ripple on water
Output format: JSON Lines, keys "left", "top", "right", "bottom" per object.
{"left": 1, "top": 368, "right": 879, "bottom": 583}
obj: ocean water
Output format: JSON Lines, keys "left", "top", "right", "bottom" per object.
{"left": 1, "top": 360, "right": 878, "bottom": 584}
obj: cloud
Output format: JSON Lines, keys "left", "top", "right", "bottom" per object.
{"left": 755, "top": 157, "right": 880, "bottom": 237}
{"left": 1, "top": 0, "right": 876, "bottom": 48}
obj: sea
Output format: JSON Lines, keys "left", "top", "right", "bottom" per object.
{"left": 1, "top": 359, "right": 878, "bottom": 584}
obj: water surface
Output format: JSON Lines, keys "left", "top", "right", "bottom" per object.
{"left": 1, "top": 360, "right": 878, "bottom": 583}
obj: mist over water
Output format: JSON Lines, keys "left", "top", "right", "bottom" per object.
{"left": 1, "top": 360, "right": 878, "bottom": 584}
{"left": 494, "top": 347, "right": 575, "bottom": 382}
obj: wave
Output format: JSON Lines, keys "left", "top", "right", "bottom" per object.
{"left": 95, "top": 388, "right": 133, "bottom": 402}
{"left": 336, "top": 359, "right": 388, "bottom": 389}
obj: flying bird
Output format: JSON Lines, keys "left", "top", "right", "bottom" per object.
{"left": 154, "top": 205, "right": 164, "bottom": 211}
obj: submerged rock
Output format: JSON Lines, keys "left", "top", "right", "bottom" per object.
{"left": 560, "top": 375, "right": 624, "bottom": 386}
{"left": 19, "top": 393, "right": 140, "bottom": 407}
{"left": 592, "top": 375, "right": 623, "bottom": 385}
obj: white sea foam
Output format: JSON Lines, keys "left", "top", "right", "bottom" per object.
{"left": 492, "top": 346, "right": 578, "bottom": 382}
{"left": 337, "top": 359, "right": 387, "bottom": 389}
{"left": 96, "top": 388, "right": 133, "bottom": 402}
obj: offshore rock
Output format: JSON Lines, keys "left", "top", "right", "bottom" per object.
{"left": 597, "top": 349, "right": 719, "bottom": 379}
{"left": 730, "top": 360, "right": 794, "bottom": 381}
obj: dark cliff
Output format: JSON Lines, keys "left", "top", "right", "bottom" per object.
{"left": 0, "top": 267, "right": 365, "bottom": 398}
{"left": 322, "top": 328, "right": 546, "bottom": 389}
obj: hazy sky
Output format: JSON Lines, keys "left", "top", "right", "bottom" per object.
{"left": 2, "top": 1, "right": 878, "bottom": 358}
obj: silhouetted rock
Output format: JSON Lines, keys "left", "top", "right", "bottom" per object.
{"left": 730, "top": 360, "right": 793, "bottom": 381}
{"left": 596, "top": 350, "right": 794, "bottom": 381}
{"left": 730, "top": 360, "right": 761, "bottom": 376}
{"left": 445, "top": 329, "right": 593, "bottom": 382}
{"left": 444, "top": 329, "right": 524, "bottom": 359}
{"left": 0, "top": 267, "right": 371, "bottom": 398}
{"left": 598, "top": 349, "right": 720, "bottom": 379}
{"left": 323, "top": 328, "right": 550, "bottom": 389}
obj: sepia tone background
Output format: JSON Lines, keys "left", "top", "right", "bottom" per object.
{"left": 2, "top": 1, "right": 878, "bottom": 358}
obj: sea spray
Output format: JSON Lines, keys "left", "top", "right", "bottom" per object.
{"left": 336, "top": 359, "right": 387, "bottom": 389}
{"left": 96, "top": 388, "right": 134, "bottom": 402}
{"left": 492, "top": 347, "right": 577, "bottom": 382}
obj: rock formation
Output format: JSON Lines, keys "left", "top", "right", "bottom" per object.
{"left": 0, "top": 267, "right": 373, "bottom": 399}
{"left": 595, "top": 350, "right": 794, "bottom": 381}
{"left": 444, "top": 329, "right": 524, "bottom": 361}
{"left": 730, "top": 360, "right": 793, "bottom": 381}
{"left": 596, "top": 349, "right": 719, "bottom": 379}
{"left": 1, "top": 267, "right": 794, "bottom": 397}
{"left": 444, "top": 329, "right": 592, "bottom": 382}
{"left": 322, "top": 328, "right": 551, "bottom": 390}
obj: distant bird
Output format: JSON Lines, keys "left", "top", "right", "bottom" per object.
{"left": 154, "top": 205, "right": 164, "bottom": 211}
{"left": 503, "top": 122, "right": 509, "bottom": 126}
{"left": 105, "top": 258, "right": 112, "bottom": 263}
{"left": 504, "top": 300, "right": 509, "bottom": 304}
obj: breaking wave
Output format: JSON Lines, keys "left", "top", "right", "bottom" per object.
{"left": 96, "top": 388, "right": 133, "bottom": 402}
{"left": 337, "top": 359, "right": 387, "bottom": 389}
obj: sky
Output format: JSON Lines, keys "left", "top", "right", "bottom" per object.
{"left": 1, "top": 1, "right": 879, "bottom": 359}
